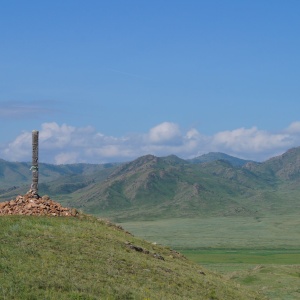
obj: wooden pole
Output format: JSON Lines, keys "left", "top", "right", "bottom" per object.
{"left": 31, "top": 130, "right": 39, "bottom": 197}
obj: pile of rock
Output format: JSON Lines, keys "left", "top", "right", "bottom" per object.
{"left": 0, "top": 192, "right": 78, "bottom": 217}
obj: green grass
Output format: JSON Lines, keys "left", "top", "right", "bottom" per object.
{"left": 121, "top": 215, "right": 300, "bottom": 300}
{"left": 0, "top": 215, "right": 265, "bottom": 300}
{"left": 198, "top": 262, "right": 300, "bottom": 300}
{"left": 120, "top": 214, "right": 300, "bottom": 249}
{"left": 180, "top": 250, "right": 300, "bottom": 299}
{"left": 181, "top": 249, "right": 300, "bottom": 264}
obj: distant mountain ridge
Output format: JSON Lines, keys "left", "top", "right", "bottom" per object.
{"left": 0, "top": 151, "right": 256, "bottom": 190}
{"left": 244, "top": 147, "right": 300, "bottom": 181}
{"left": 188, "top": 152, "right": 254, "bottom": 166}
{"left": 0, "top": 159, "right": 118, "bottom": 196}
{"left": 1, "top": 148, "right": 300, "bottom": 221}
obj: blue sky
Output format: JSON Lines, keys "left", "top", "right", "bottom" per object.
{"left": 1, "top": 1, "right": 300, "bottom": 164}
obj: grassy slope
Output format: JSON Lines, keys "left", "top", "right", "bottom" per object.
{"left": 0, "top": 215, "right": 265, "bottom": 300}
{"left": 197, "top": 261, "right": 300, "bottom": 300}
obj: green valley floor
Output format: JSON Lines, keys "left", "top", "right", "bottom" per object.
{"left": 121, "top": 214, "right": 300, "bottom": 300}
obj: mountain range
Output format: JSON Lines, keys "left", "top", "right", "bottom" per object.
{"left": 1, "top": 148, "right": 300, "bottom": 221}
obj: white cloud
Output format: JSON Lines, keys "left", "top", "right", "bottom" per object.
{"left": 286, "top": 121, "right": 300, "bottom": 134}
{"left": 86, "top": 145, "right": 134, "bottom": 158}
{"left": 40, "top": 122, "right": 76, "bottom": 149}
{"left": 3, "top": 131, "right": 31, "bottom": 161}
{"left": 147, "top": 122, "right": 181, "bottom": 144}
{"left": 208, "top": 126, "right": 295, "bottom": 161}
{"left": 212, "top": 127, "right": 292, "bottom": 153}
{"left": 54, "top": 152, "right": 79, "bottom": 164}
{"left": 185, "top": 128, "right": 200, "bottom": 139}
{"left": 2, "top": 121, "right": 300, "bottom": 164}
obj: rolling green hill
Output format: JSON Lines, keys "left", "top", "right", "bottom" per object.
{"left": 0, "top": 215, "right": 265, "bottom": 300}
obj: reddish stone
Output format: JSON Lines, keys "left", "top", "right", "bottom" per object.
{"left": 0, "top": 202, "right": 7, "bottom": 209}
{"left": 0, "top": 194, "right": 77, "bottom": 218}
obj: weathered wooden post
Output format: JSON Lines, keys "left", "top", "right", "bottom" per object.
{"left": 30, "top": 130, "right": 39, "bottom": 198}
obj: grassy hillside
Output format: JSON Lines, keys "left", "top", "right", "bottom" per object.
{"left": 0, "top": 215, "right": 265, "bottom": 300}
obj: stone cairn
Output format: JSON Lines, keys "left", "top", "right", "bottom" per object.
{"left": 0, "top": 190, "right": 78, "bottom": 217}
{"left": 0, "top": 130, "right": 78, "bottom": 217}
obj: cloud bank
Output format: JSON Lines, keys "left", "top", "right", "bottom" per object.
{"left": 2, "top": 121, "right": 300, "bottom": 164}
